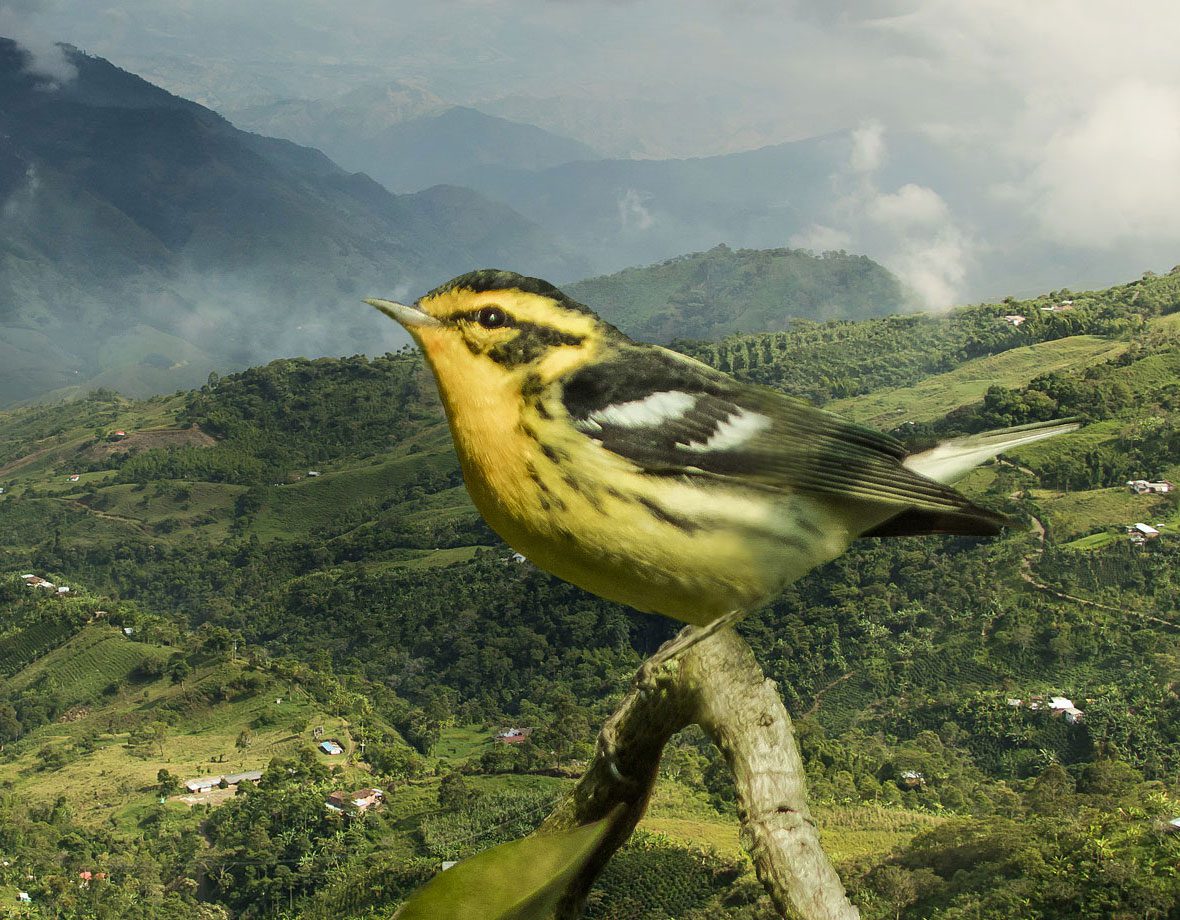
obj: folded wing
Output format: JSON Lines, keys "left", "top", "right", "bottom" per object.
{"left": 561, "top": 346, "right": 1009, "bottom": 537}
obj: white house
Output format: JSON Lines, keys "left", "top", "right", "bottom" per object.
{"left": 1127, "top": 479, "right": 1174, "bottom": 495}
{"left": 1128, "top": 523, "right": 1161, "bottom": 541}
{"left": 183, "top": 770, "right": 262, "bottom": 794}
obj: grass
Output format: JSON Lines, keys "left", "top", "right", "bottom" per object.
{"left": 434, "top": 725, "right": 495, "bottom": 765}
{"left": 1149, "top": 310, "right": 1180, "bottom": 331}
{"left": 827, "top": 335, "right": 1127, "bottom": 427}
{"left": 62, "top": 480, "right": 245, "bottom": 543}
{"left": 1061, "top": 531, "right": 1120, "bottom": 551}
{"left": 638, "top": 779, "right": 943, "bottom": 865}
{"left": 396, "top": 546, "right": 482, "bottom": 571}
{"left": 1009, "top": 418, "right": 1124, "bottom": 467}
{"left": 1032, "top": 486, "right": 1170, "bottom": 541}
{"left": 250, "top": 449, "right": 459, "bottom": 542}
{"left": 813, "top": 804, "right": 945, "bottom": 863}
{"left": 641, "top": 779, "right": 742, "bottom": 856}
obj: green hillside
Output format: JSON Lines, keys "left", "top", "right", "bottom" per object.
{"left": 1, "top": 267, "right": 1178, "bottom": 917}
{"left": 564, "top": 244, "right": 907, "bottom": 341}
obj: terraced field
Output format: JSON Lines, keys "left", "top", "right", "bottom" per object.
{"left": 3, "top": 625, "right": 168, "bottom": 701}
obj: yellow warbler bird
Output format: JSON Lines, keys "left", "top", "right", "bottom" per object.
{"left": 368, "top": 270, "right": 1075, "bottom": 629}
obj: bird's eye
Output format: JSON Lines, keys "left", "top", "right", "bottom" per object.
{"left": 477, "top": 306, "right": 508, "bottom": 329}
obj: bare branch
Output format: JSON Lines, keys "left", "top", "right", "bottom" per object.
{"left": 540, "top": 626, "right": 860, "bottom": 920}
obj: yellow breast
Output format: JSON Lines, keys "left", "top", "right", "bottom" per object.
{"left": 417, "top": 334, "right": 855, "bottom": 625}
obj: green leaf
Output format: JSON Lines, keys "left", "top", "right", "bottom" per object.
{"left": 395, "top": 814, "right": 614, "bottom": 920}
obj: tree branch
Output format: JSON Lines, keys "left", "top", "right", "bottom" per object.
{"left": 540, "top": 626, "right": 860, "bottom": 920}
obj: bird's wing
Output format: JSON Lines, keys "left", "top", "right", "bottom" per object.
{"left": 561, "top": 346, "right": 1006, "bottom": 536}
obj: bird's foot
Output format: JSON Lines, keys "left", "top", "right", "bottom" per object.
{"left": 640, "top": 608, "right": 745, "bottom": 683}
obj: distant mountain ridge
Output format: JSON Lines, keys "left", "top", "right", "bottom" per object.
{"left": 0, "top": 39, "right": 586, "bottom": 406}
{"left": 229, "top": 96, "right": 601, "bottom": 193}
{"left": 566, "top": 244, "right": 907, "bottom": 342}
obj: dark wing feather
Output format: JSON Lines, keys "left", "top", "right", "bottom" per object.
{"left": 561, "top": 346, "right": 1005, "bottom": 537}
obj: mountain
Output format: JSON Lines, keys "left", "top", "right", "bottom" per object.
{"left": 230, "top": 94, "right": 600, "bottom": 193}
{"left": 456, "top": 133, "right": 851, "bottom": 276}
{"left": 0, "top": 40, "right": 587, "bottom": 406}
{"left": 564, "top": 244, "right": 907, "bottom": 341}
{"left": 226, "top": 78, "right": 450, "bottom": 149}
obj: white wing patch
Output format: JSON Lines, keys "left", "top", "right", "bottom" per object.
{"left": 579, "top": 390, "right": 696, "bottom": 431}
{"left": 678, "top": 409, "right": 770, "bottom": 453}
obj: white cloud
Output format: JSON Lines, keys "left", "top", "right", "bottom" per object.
{"left": 885, "top": 229, "right": 970, "bottom": 311}
{"left": 617, "top": 187, "right": 655, "bottom": 231}
{"left": 1024, "top": 81, "right": 1180, "bottom": 247}
{"left": 799, "top": 124, "right": 973, "bottom": 310}
{"left": 849, "top": 119, "right": 885, "bottom": 174}
{"left": 867, "top": 183, "right": 948, "bottom": 229}
{"left": 0, "top": 3, "right": 78, "bottom": 86}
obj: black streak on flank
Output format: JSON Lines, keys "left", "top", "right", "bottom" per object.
{"left": 526, "top": 461, "right": 551, "bottom": 494}
{"left": 541, "top": 444, "right": 564, "bottom": 465}
{"left": 637, "top": 496, "right": 700, "bottom": 533}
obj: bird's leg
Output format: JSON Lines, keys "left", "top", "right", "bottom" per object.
{"left": 640, "top": 608, "right": 746, "bottom": 681}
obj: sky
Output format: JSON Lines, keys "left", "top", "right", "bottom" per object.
{"left": 3, "top": 0, "right": 1180, "bottom": 306}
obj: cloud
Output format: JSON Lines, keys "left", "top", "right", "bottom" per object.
{"left": 617, "top": 187, "right": 655, "bottom": 231}
{"left": 849, "top": 119, "right": 885, "bottom": 174}
{"left": 795, "top": 124, "right": 973, "bottom": 310}
{"left": 867, "top": 183, "right": 948, "bottom": 229}
{"left": 1024, "top": 81, "right": 1180, "bottom": 247}
{"left": 0, "top": 1, "right": 78, "bottom": 86}
{"left": 883, "top": 228, "right": 969, "bottom": 311}
{"left": 869, "top": 187, "right": 971, "bottom": 312}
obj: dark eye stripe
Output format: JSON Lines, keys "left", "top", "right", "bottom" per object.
{"left": 486, "top": 322, "right": 586, "bottom": 366}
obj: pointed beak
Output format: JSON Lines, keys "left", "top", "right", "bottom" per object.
{"left": 365, "top": 298, "right": 441, "bottom": 329}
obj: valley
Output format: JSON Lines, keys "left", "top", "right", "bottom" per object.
{"left": 0, "top": 268, "right": 1177, "bottom": 917}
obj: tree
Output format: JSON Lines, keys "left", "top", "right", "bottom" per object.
{"left": 157, "top": 768, "right": 182, "bottom": 796}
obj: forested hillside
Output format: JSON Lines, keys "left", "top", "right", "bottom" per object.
{"left": 563, "top": 245, "right": 907, "bottom": 341}
{"left": 0, "top": 268, "right": 1177, "bottom": 918}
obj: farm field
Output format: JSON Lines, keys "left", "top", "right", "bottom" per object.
{"left": 827, "top": 335, "right": 1127, "bottom": 427}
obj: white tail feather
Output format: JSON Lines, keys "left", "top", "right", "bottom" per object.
{"left": 905, "top": 420, "right": 1081, "bottom": 484}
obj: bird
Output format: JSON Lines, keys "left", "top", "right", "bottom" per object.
{"left": 367, "top": 270, "right": 1077, "bottom": 634}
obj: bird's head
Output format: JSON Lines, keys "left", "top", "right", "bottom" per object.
{"left": 367, "top": 270, "right": 618, "bottom": 391}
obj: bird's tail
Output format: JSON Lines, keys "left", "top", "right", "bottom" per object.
{"left": 905, "top": 419, "right": 1081, "bottom": 485}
